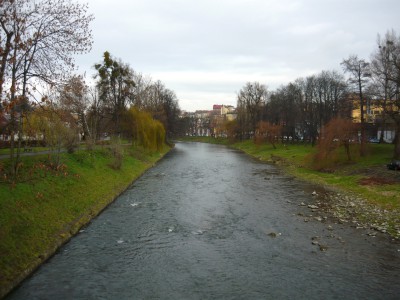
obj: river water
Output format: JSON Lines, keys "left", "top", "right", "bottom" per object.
{"left": 7, "top": 142, "right": 400, "bottom": 299}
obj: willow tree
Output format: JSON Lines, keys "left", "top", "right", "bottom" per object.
{"left": 125, "top": 107, "right": 165, "bottom": 152}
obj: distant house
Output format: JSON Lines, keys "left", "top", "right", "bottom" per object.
{"left": 351, "top": 98, "right": 396, "bottom": 143}
{"left": 210, "top": 104, "right": 237, "bottom": 137}
{"left": 212, "top": 104, "right": 236, "bottom": 118}
{"left": 182, "top": 104, "right": 237, "bottom": 137}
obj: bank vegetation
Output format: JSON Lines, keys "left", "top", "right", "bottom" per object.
{"left": 0, "top": 142, "right": 170, "bottom": 298}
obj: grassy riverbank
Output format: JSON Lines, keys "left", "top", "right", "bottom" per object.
{"left": 232, "top": 141, "right": 399, "bottom": 203}
{"left": 0, "top": 144, "right": 170, "bottom": 298}
{"left": 181, "top": 137, "right": 400, "bottom": 238}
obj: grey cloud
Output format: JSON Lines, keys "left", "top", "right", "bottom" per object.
{"left": 76, "top": 0, "right": 400, "bottom": 111}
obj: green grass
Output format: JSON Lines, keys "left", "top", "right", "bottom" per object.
{"left": 0, "top": 145, "right": 170, "bottom": 297}
{"left": 232, "top": 140, "right": 316, "bottom": 162}
{"left": 179, "top": 136, "right": 231, "bottom": 145}
{"left": 229, "top": 140, "right": 400, "bottom": 209}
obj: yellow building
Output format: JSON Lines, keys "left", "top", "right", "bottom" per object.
{"left": 351, "top": 103, "right": 383, "bottom": 123}
{"left": 351, "top": 98, "right": 396, "bottom": 142}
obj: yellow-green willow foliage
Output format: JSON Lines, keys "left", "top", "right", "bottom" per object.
{"left": 22, "top": 107, "right": 78, "bottom": 151}
{"left": 126, "top": 107, "right": 165, "bottom": 151}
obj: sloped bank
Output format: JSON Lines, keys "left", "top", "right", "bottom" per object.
{"left": 0, "top": 145, "right": 171, "bottom": 299}
{"left": 230, "top": 141, "right": 400, "bottom": 240}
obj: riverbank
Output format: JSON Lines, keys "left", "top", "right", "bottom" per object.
{"left": 180, "top": 137, "right": 400, "bottom": 239}
{"left": 0, "top": 144, "right": 171, "bottom": 298}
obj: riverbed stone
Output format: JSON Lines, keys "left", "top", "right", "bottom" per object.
{"left": 319, "top": 244, "right": 328, "bottom": 251}
{"left": 268, "top": 232, "right": 281, "bottom": 238}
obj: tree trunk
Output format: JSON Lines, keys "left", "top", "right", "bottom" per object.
{"left": 344, "top": 141, "right": 351, "bottom": 161}
{"left": 358, "top": 77, "right": 367, "bottom": 157}
{"left": 393, "top": 121, "right": 400, "bottom": 159}
{"left": 79, "top": 111, "right": 91, "bottom": 140}
{"left": 9, "top": 45, "right": 19, "bottom": 178}
{"left": 0, "top": 23, "right": 13, "bottom": 103}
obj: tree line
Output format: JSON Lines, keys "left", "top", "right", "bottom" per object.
{"left": 233, "top": 29, "right": 400, "bottom": 159}
{"left": 0, "top": 0, "right": 181, "bottom": 179}
{"left": 90, "top": 50, "right": 180, "bottom": 144}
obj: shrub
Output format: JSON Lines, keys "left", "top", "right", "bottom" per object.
{"left": 313, "top": 118, "right": 360, "bottom": 170}
{"left": 254, "top": 121, "right": 282, "bottom": 149}
{"left": 108, "top": 137, "right": 123, "bottom": 170}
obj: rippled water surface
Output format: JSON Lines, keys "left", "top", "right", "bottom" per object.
{"left": 8, "top": 142, "right": 400, "bottom": 299}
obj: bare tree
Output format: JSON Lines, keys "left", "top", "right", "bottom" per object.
{"left": 131, "top": 71, "right": 153, "bottom": 110}
{"left": 0, "top": 0, "right": 15, "bottom": 104}
{"left": 341, "top": 55, "right": 371, "bottom": 156}
{"left": 296, "top": 76, "right": 320, "bottom": 145}
{"left": 374, "top": 31, "right": 400, "bottom": 158}
{"left": 370, "top": 30, "right": 399, "bottom": 144}
{"left": 237, "top": 82, "right": 267, "bottom": 138}
{"left": 1, "top": 0, "right": 93, "bottom": 101}
{"left": 131, "top": 78, "right": 181, "bottom": 139}
{"left": 0, "top": 0, "right": 93, "bottom": 177}
{"left": 263, "top": 72, "right": 348, "bottom": 145}
{"left": 59, "top": 75, "right": 91, "bottom": 140}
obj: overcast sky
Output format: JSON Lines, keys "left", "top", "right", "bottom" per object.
{"left": 75, "top": 0, "right": 400, "bottom": 112}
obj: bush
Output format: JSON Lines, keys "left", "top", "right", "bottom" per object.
{"left": 64, "top": 130, "right": 79, "bottom": 154}
{"left": 313, "top": 118, "right": 359, "bottom": 170}
{"left": 108, "top": 138, "right": 123, "bottom": 170}
{"left": 254, "top": 121, "right": 282, "bottom": 149}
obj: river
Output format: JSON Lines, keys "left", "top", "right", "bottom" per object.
{"left": 7, "top": 142, "right": 400, "bottom": 299}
